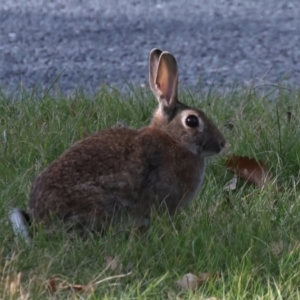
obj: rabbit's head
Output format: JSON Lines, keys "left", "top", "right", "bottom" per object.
{"left": 149, "top": 49, "right": 226, "bottom": 157}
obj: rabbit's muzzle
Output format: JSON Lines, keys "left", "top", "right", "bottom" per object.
{"left": 200, "top": 131, "right": 226, "bottom": 157}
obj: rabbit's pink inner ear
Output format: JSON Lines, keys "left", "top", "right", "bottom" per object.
{"left": 155, "top": 52, "right": 178, "bottom": 106}
{"left": 149, "top": 48, "right": 163, "bottom": 93}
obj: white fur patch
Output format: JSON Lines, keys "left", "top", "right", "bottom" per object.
{"left": 9, "top": 209, "right": 30, "bottom": 244}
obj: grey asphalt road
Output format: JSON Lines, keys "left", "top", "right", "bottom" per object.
{"left": 1, "top": 0, "right": 300, "bottom": 93}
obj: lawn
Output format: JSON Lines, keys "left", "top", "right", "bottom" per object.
{"left": 1, "top": 84, "right": 300, "bottom": 299}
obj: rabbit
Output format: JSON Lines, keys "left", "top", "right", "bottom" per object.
{"left": 10, "top": 48, "right": 226, "bottom": 242}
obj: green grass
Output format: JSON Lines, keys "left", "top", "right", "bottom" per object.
{"left": 1, "top": 84, "right": 300, "bottom": 299}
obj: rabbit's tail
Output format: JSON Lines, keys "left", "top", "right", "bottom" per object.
{"left": 9, "top": 208, "right": 31, "bottom": 244}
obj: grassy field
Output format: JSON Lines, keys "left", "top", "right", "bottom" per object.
{"left": 1, "top": 84, "right": 300, "bottom": 299}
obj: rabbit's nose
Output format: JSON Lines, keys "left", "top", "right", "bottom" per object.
{"left": 220, "top": 140, "right": 226, "bottom": 149}
{"left": 218, "top": 137, "right": 227, "bottom": 151}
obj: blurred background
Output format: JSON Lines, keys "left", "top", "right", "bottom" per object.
{"left": 1, "top": 0, "right": 300, "bottom": 93}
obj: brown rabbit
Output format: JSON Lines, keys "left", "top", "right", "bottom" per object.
{"left": 10, "top": 49, "right": 226, "bottom": 241}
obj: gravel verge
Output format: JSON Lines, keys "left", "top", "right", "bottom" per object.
{"left": 1, "top": 0, "right": 300, "bottom": 93}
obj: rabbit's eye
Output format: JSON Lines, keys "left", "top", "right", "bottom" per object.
{"left": 185, "top": 115, "right": 199, "bottom": 128}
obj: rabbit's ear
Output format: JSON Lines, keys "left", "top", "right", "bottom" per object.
{"left": 155, "top": 52, "right": 178, "bottom": 107}
{"left": 149, "top": 48, "right": 163, "bottom": 93}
